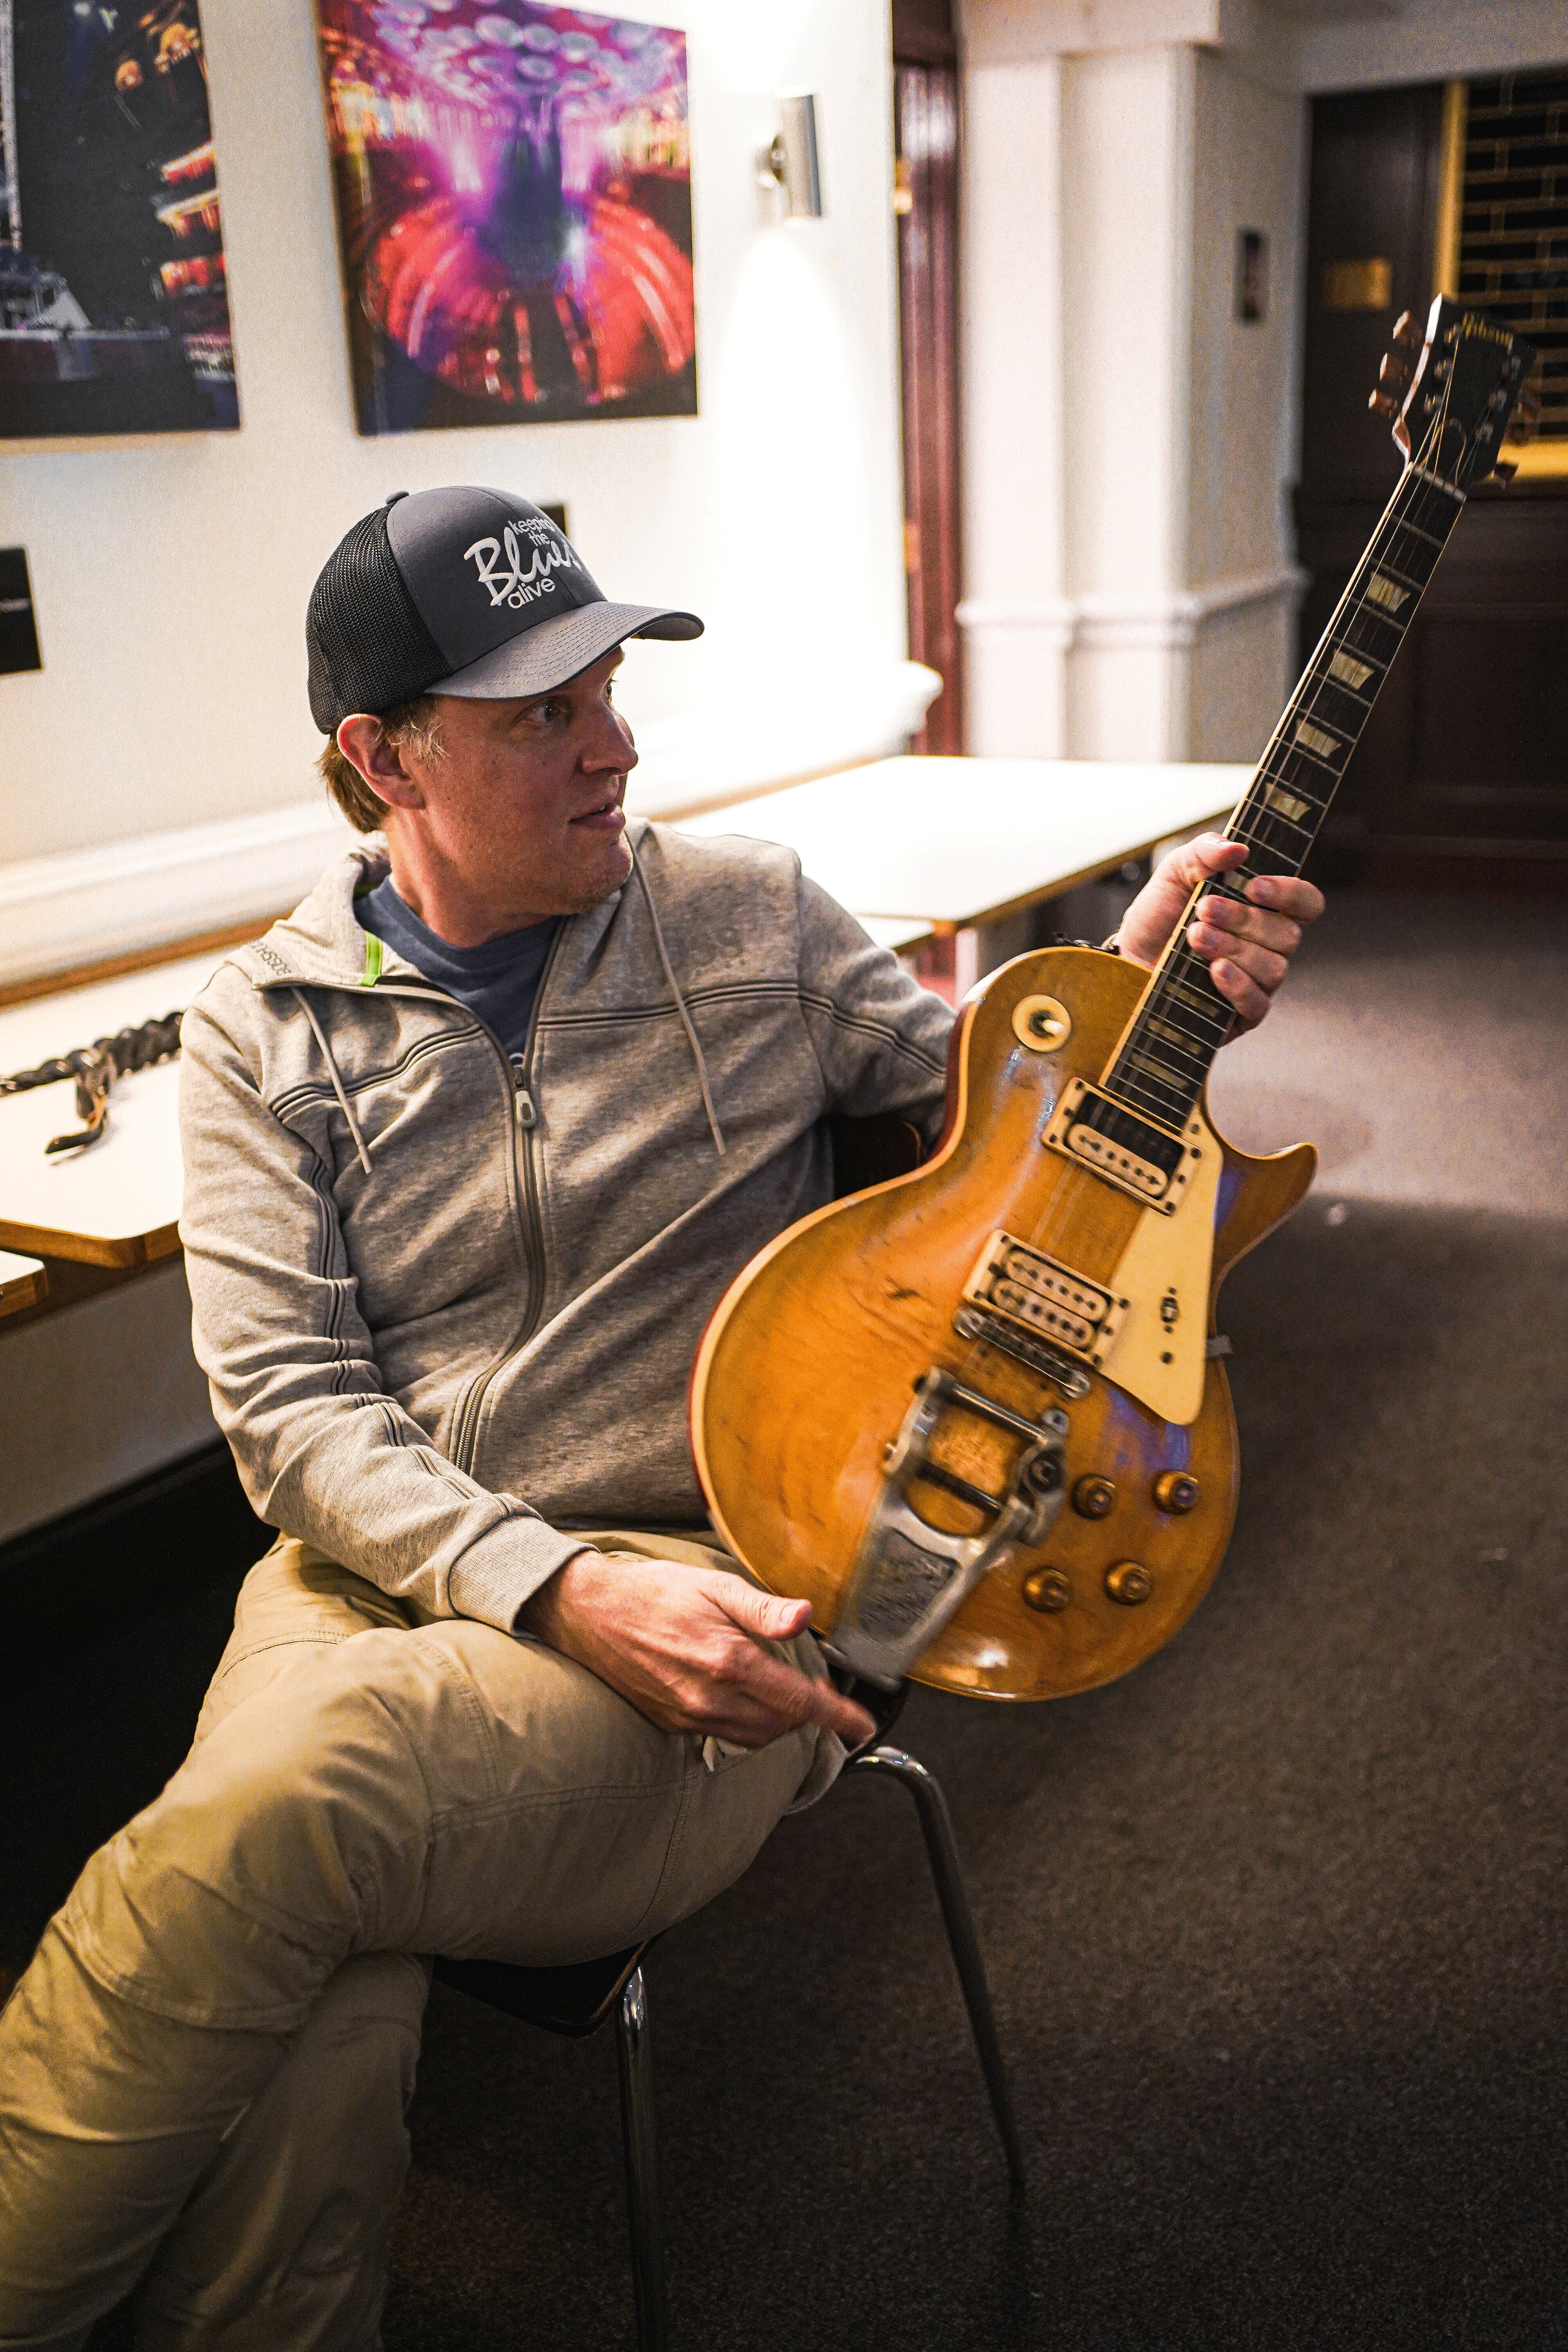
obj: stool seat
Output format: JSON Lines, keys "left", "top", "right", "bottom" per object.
{"left": 433, "top": 1943, "right": 652, "bottom": 2039}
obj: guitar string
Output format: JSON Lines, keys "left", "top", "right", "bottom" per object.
{"left": 936, "top": 412, "right": 1469, "bottom": 1480}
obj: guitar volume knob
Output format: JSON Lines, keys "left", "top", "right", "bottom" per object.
{"left": 1071, "top": 1474, "right": 1117, "bottom": 1519}
{"left": 1105, "top": 1561, "right": 1152, "bottom": 1606}
{"left": 1153, "top": 1471, "right": 1200, "bottom": 1514}
{"left": 1022, "top": 1568, "right": 1071, "bottom": 1613}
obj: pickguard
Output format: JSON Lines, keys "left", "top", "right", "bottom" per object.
{"left": 1100, "top": 1103, "right": 1222, "bottom": 1425}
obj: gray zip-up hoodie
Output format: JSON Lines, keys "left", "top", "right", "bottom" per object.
{"left": 179, "top": 819, "right": 953, "bottom": 1635}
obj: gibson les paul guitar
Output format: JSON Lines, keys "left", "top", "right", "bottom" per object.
{"left": 691, "top": 298, "right": 1539, "bottom": 1701}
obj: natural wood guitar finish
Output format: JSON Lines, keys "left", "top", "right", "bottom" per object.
{"left": 692, "top": 947, "right": 1314, "bottom": 1701}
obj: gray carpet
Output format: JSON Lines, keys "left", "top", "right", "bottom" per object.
{"left": 5, "top": 889, "right": 1561, "bottom": 2348}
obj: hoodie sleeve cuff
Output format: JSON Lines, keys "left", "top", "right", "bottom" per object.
{"left": 447, "top": 1517, "right": 593, "bottom": 1635}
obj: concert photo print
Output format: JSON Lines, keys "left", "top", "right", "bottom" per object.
{"left": 0, "top": 0, "right": 239, "bottom": 439}
{"left": 313, "top": 0, "right": 697, "bottom": 435}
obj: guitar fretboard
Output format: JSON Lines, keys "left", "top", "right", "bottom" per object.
{"left": 1102, "top": 463, "right": 1466, "bottom": 1135}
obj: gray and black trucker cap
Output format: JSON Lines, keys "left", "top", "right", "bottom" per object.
{"left": 306, "top": 486, "right": 702, "bottom": 737}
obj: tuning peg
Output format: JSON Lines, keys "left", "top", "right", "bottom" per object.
{"left": 1392, "top": 309, "right": 1423, "bottom": 348}
{"left": 1379, "top": 350, "right": 1411, "bottom": 388}
{"left": 1368, "top": 388, "right": 1401, "bottom": 420}
{"left": 1491, "top": 460, "right": 1519, "bottom": 484}
{"left": 1516, "top": 388, "right": 1542, "bottom": 421}
{"left": 1506, "top": 418, "right": 1537, "bottom": 445}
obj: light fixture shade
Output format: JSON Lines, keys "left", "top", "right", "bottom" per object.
{"left": 777, "top": 92, "right": 824, "bottom": 219}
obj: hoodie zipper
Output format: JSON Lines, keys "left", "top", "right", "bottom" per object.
{"left": 447, "top": 919, "right": 566, "bottom": 1477}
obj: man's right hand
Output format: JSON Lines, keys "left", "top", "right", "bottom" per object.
{"left": 517, "top": 1552, "right": 877, "bottom": 1750}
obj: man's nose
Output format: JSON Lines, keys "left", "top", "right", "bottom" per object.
{"left": 584, "top": 701, "right": 638, "bottom": 771}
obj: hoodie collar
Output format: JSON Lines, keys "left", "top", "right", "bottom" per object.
{"left": 230, "top": 829, "right": 636, "bottom": 994}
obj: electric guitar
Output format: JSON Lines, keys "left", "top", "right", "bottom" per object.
{"left": 690, "top": 297, "right": 1539, "bottom": 1701}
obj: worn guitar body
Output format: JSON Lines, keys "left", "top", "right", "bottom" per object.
{"left": 692, "top": 947, "right": 1315, "bottom": 1701}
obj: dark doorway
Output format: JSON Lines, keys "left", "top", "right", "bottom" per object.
{"left": 1298, "top": 76, "right": 1568, "bottom": 887}
{"left": 893, "top": 0, "right": 964, "bottom": 753}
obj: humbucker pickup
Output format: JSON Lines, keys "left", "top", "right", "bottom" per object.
{"left": 961, "top": 1230, "right": 1127, "bottom": 1368}
{"left": 1042, "top": 1078, "right": 1203, "bottom": 1216}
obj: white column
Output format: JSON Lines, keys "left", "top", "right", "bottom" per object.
{"left": 955, "top": 46, "right": 1071, "bottom": 758}
{"left": 956, "top": 0, "right": 1307, "bottom": 769}
{"left": 1060, "top": 40, "right": 1197, "bottom": 760}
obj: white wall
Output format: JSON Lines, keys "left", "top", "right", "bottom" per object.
{"left": 0, "top": 0, "right": 907, "bottom": 869}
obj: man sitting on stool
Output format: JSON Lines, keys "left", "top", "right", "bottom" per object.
{"left": 0, "top": 488, "right": 1322, "bottom": 2347}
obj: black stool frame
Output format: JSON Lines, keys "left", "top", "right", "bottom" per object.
{"left": 435, "top": 1740, "right": 1024, "bottom": 2352}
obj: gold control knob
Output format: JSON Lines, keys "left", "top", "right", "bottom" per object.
{"left": 1072, "top": 1474, "right": 1117, "bottom": 1520}
{"left": 1153, "top": 1471, "right": 1200, "bottom": 1514}
{"left": 1022, "top": 1568, "right": 1071, "bottom": 1613}
{"left": 1105, "top": 1560, "right": 1152, "bottom": 1606}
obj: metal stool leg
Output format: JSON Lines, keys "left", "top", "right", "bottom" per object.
{"left": 847, "top": 1745, "right": 1027, "bottom": 2188}
{"left": 614, "top": 1966, "right": 670, "bottom": 2351}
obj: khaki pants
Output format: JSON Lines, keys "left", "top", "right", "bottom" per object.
{"left": 0, "top": 1534, "right": 839, "bottom": 2350}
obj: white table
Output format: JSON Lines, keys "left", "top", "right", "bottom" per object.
{"left": 0, "top": 949, "right": 227, "bottom": 1266}
{"left": 0, "top": 759, "right": 1250, "bottom": 1269}
{"left": 673, "top": 756, "right": 1248, "bottom": 932}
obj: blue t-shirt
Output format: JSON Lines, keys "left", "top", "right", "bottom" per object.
{"left": 358, "top": 878, "right": 559, "bottom": 1067}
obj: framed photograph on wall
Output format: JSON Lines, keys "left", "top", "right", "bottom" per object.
{"left": 0, "top": 0, "right": 240, "bottom": 439}
{"left": 312, "top": 1, "right": 696, "bottom": 435}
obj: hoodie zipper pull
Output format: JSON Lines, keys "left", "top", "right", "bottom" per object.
{"left": 512, "top": 1073, "right": 538, "bottom": 1130}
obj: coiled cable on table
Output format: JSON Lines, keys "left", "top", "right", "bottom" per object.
{"left": 0, "top": 1009, "right": 185, "bottom": 1154}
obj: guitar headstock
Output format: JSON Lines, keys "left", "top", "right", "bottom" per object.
{"left": 1370, "top": 295, "right": 1539, "bottom": 490}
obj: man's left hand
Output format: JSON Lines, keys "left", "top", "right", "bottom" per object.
{"left": 1114, "top": 833, "right": 1325, "bottom": 1033}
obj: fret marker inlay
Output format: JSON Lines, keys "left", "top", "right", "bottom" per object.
{"left": 1265, "top": 783, "right": 1312, "bottom": 822}
{"left": 1292, "top": 720, "right": 1339, "bottom": 760}
{"left": 1365, "top": 572, "right": 1408, "bottom": 612}
{"left": 1328, "top": 649, "right": 1374, "bottom": 689}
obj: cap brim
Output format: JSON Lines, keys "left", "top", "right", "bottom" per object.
{"left": 428, "top": 600, "right": 702, "bottom": 703}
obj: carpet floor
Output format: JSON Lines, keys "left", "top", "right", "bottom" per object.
{"left": 3, "top": 888, "right": 1562, "bottom": 2349}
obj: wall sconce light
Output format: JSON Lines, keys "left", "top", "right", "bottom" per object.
{"left": 757, "top": 92, "right": 824, "bottom": 219}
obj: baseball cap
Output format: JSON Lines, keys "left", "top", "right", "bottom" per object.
{"left": 306, "top": 486, "right": 702, "bottom": 736}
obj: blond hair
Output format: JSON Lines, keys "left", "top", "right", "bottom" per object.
{"left": 317, "top": 697, "right": 445, "bottom": 834}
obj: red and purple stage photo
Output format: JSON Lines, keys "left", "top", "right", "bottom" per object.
{"left": 314, "top": 0, "right": 696, "bottom": 435}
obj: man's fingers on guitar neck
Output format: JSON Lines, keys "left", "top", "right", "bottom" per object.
{"left": 1208, "top": 957, "right": 1270, "bottom": 1027}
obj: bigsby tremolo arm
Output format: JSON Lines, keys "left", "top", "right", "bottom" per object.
{"left": 825, "top": 1370, "right": 1068, "bottom": 1689}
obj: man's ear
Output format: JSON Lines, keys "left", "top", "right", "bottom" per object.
{"left": 335, "top": 715, "right": 425, "bottom": 812}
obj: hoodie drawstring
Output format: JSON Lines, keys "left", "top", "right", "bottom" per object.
{"left": 290, "top": 987, "right": 374, "bottom": 1176}
{"left": 630, "top": 841, "right": 727, "bottom": 1160}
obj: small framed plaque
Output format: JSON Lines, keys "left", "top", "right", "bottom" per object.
{"left": 0, "top": 550, "right": 42, "bottom": 675}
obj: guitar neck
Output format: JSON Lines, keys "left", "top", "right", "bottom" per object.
{"left": 1101, "top": 460, "right": 1467, "bottom": 1136}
